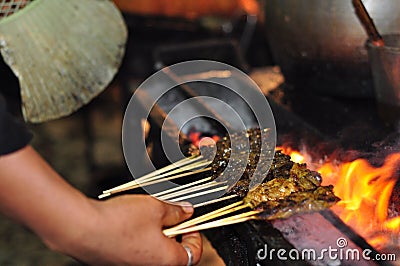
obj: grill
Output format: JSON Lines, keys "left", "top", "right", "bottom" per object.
{"left": 104, "top": 10, "right": 399, "bottom": 266}
{"left": 133, "top": 67, "right": 396, "bottom": 265}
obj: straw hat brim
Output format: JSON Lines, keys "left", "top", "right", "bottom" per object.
{"left": 0, "top": 0, "right": 127, "bottom": 123}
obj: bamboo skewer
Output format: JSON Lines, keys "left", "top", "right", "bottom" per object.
{"left": 104, "top": 156, "right": 196, "bottom": 192}
{"left": 152, "top": 177, "right": 213, "bottom": 197}
{"left": 192, "top": 194, "right": 238, "bottom": 208}
{"left": 102, "top": 155, "right": 205, "bottom": 194}
{"left": 168, "top": 185, "right": 229, "bottom": 202}
{"left": 163, "top": 210, "right": 261, "bottom": 237}
{"left": 164, "top": 205, "right": 324, "bottom": 237}
{"left": 159, "top": 181, "right": 226, "bottom": 201}
{"left": 168, "top": 201, "right": 245, "bottom": 231}
{"left": 110, "top": 160, "right": 211, "bottom": 193}
{"left": 98, "top": 167, "right": 211, "bottom": 199}
{"left": 169, "top": 202, "right": 249, "bottom": 230}
{"left": 106, "top": 158, "right": 209, "bottom": 193}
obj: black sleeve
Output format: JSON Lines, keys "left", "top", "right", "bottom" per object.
{"left": 0, "top": 94, "right": 32, "bottom": 155}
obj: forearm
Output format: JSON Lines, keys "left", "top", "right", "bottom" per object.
{"left": 0, "top": 145, "right": 95, "bottom": 251}
{"left": 0, "top": 145, "right": 202, "bottom": 265}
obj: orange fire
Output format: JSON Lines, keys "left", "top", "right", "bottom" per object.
{"left": 278, "top": 145, "right": 400, "bottom": 250}
{"left": 189, "top": 131, "right": 220, "bottom": 148}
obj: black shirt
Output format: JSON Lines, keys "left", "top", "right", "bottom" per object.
{"left": 0, "top": 94, "right": 32, "bottom": 155}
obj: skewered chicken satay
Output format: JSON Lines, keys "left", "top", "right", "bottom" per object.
{"left": 163, "top": 148, "right": 340, "bottom": 237}
{"left": 241, "top": 156, "right": 338, "bottom": 220}
{"left": 166, "top": 187, "right": 338, "bottom": 234}
{"left": 197, "top": 127, "right": 274, "bottom": 181}
{"left": 225, "top": 150, "right": 294, "bottom": 198}
{"left": 100, "top": 128, "right": 272, "bottom": 200}
{"left": 253, "top": 185, "right": 340, "bottom": 220}
{"left": 243, "top": 161, "right": 324, "bottom": 207}
{"left": 265, "top": 150, "right": 293, "bottom": 180}
{"left": 243, "top": 177, "right": 299, "bottom": 207}
{"left": 163, "top": 184, "right": 340, "bottom": 237}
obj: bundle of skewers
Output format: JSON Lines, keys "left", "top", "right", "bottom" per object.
{"left": 98, "top": 128, "right": 340, "bottom": 236}
{"left": 164, "top": 151, "right": 340, "bottom": 236}
{"left": 98, "top": 128, "right": 275, "bottom": 205}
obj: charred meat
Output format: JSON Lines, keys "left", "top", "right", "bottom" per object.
{"left": 243, "top": 159, "right": 339, "bottom": 219}
{"left": 195, "top": 127, "right": 275, "bottom": 181}
{"left": 227, "top": 150, "right": 295, "bottom": 197}
{"left": 190, "top": 127, "right": 339, "bottom": 219}
{"left": 254, "top": 186, "right": 340, "bottom": 220}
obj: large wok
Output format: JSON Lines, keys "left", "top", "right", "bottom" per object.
{"left": 262, "top": 0, "right": 400, "bottom": 98}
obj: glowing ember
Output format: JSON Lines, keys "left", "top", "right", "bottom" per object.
{"left": 280, "top": 147, "right": 400, "bottom": 251}
{"left": 188, "top": 131, "right": 220, "bottom": 148}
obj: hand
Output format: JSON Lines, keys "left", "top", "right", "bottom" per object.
{"left": 0, "top": 146, "right": 201, "bottom": 265}
{"left": 54, "top": 195, "right": 202, "bottom": 266}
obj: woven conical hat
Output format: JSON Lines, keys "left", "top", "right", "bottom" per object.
{"left": 0, "top": 0, "right": 127, "bottom": 123}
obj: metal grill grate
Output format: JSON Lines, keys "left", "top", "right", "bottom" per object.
{"left": 0, "top": 0, "right": 33, "bottom": 20}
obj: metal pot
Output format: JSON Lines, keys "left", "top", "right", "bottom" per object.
{"left": 262, "top": 0, "right": 400, "bottom": 98}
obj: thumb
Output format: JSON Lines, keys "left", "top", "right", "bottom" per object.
{"left": 161, "top": 201, "right": 194, "bottom": 227}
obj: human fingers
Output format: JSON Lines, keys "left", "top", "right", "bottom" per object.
{"left": 160, "top": 231, "right": 203, "bottom": 266}
{"left": 181, "top": 232, "right": 203, "bottom": 265}
{"left": 161, "top": 201, "right": 194, "bottom": 227}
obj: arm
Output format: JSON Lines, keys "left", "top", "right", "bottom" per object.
{"left": 0, "top": 145, "right": 202, "bottom": 265}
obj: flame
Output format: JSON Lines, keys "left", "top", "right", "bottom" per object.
{"left": 276, "top": 146, "right": 306, "bottom": 164}
{"left": 280, "top": 147, "right": 400, "bottom": 250}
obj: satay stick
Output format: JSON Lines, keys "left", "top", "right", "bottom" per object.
{"left": 141, "top": 160, "right": 210, "bottom": 183}
{"left": 103, "top": 156, "right": 200, "bottom": 193}
{"left": 167, "top": 185, "right": 229, "bottom": 202}
{"left": 152, "top": 177, "right": 213, "bottom": 197}
{"left": 104, "top": 158, "right": 210, "bottom": 194}
{"left": 166, "top": 201, "right": 246, "bottom": 231}
{"left": 104, "top": 160, "right": 211, "bottom": 196}
{"left": 159, "top": 181, "right": 226, "bottom": 201}
{"left": 169, "top": 203, "right": 249, "bottom": 228}
{"left": 193, "top": 194, "right": 239, "bottom": 208}
{"left": 98, "top": 167, "right": 211, "bottom": 199}
{"left": 163, "top": 210, "right": 261, "bottom": 237}
{"left": 102, "top": 155, "right": 205, "bottom": 193}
